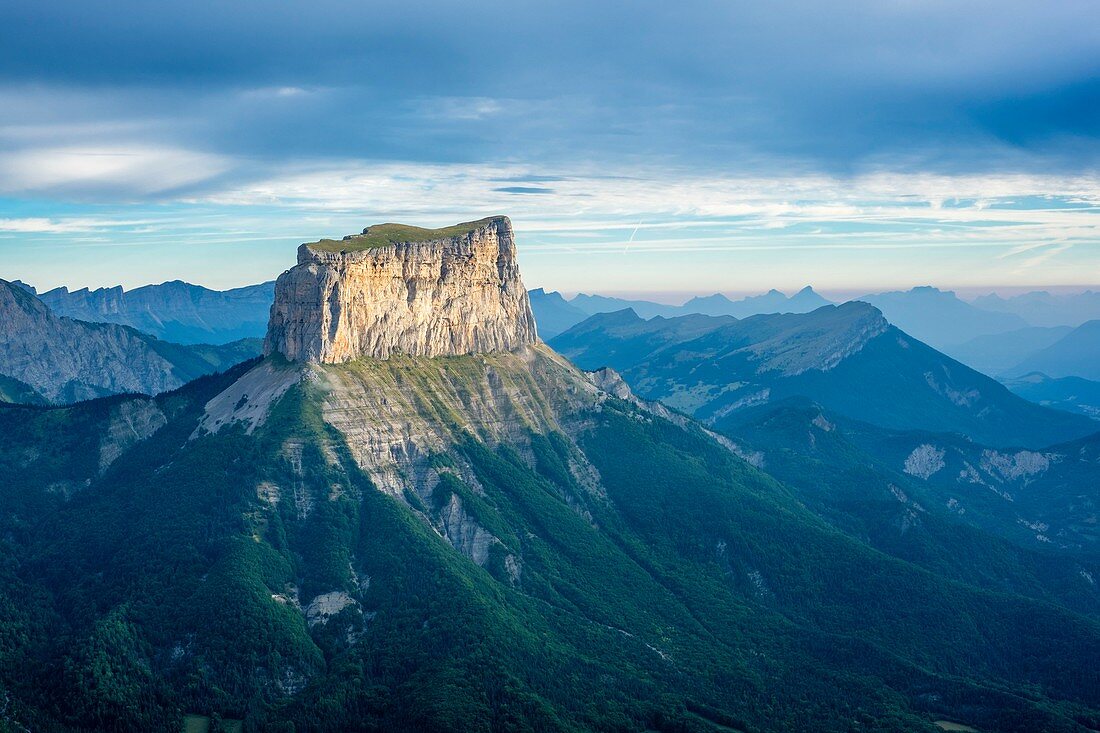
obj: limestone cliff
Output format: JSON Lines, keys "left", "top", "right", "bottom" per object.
{"left": 265, "top": 216, "right": 538, "bottom": 363}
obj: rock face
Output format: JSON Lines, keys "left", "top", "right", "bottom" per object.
{"left": 265, "top": 216, "right": 538, "bottom": 363}
{"left": 0, "top": 279, "right": 261, "bottom": 404}
{"left": 37, "top": 279, "right": 276, "bottom": 345}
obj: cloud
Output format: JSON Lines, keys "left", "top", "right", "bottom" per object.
{"left": 0, "top": 145, "right": 231, "bottom": 197}
{"left": 494, "top": 186, "right": 555, "bottom": 194}
{"left": 0, "top": 1, "right": 1096, "bottom": 293}
{"left": 0, "top": 2, "right": 1095, "bottom": 178}
{"left": 0, "top": 217, "right": 137, "bottom": 233}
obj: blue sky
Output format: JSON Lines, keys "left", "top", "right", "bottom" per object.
{"left": 0, "top": 0, "right": 1097, "bottom": 296}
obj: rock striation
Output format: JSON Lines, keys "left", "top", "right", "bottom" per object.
{"left": 265, "top": 216, "right": 538, "bottom": 363}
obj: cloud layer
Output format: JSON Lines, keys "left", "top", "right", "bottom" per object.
{"left": 0, "top": 0, "right": 1096, "bottom": 292}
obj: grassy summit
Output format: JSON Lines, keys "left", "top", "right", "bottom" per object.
{"left": 306, "top": 216, "right": 503, "bottom": 253}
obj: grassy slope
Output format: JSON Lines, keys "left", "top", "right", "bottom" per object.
{"left": 306, "top": 217, "right": 502, "bottom": 253}
{"left": 0, "top": 373, "right": 44, "bottom": 404}
{"left": 717, "top": 399, "right": 1100, "bottom": 612}
{"left": 1, "top": 360, "right": 1099, "bottom": 731}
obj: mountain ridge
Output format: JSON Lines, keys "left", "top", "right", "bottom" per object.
{"left": 32, "top": 278, "right": 275, "bottom": 345}
{"left": 0, "top": 278, "right": 261, "bottom": 403}
{"left": 551, "top": 303, "right": 1097, "bottom": 448}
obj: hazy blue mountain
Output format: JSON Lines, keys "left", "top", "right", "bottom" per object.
{"left": 549, "top": 308, "right": 735, "bottom": 368}
{"left": 1003, "top": 372, "right": 1100, "bottom": 419}
{"left": 567, "top": 286, "right": 833, "bottom": 321}
{"left": 526, "top": 287, "right": 589, "bottom": 338}
{"left": 858, "top": 286, "right": 1028, "bottom": 350}
{"left": 0, "top": 278, "right": 261, "bottom": 404}
{"left": 1011, "top": 320, "right": 1100, "bottom": 380}
{"left": 551, "top": 303, "right": 1097, "bottom": 448}
{"left": 568, "top": 292, "right": 680, "bottom": 319}
{"left": 36, "top": 279, "right": 276, "bottom": 345}
{"left": 941, "top": 325, "right": 1073, "bottom": 375}
{"left": 974, "top": 290, "right": 1100, "bottom": 328}
{"left": 677, "top": 292, "right": 740, "bottom": 315}
{"left": 682, "top": 285, "right": 833, "bottom": 317}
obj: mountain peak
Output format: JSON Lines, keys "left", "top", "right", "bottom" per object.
{"left": 265, "top": 216, "right": 537, "bottom": 363}
{"left": 9, "top": 279, "right": 36, "bottom": 295}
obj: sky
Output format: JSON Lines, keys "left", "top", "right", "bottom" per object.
{"left": 0, "top": 0, "right": 1098, "bottom": 297}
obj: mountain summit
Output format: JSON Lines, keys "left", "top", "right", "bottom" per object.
{"left": 265, "top": 216, "right": 538, "bottom": 363}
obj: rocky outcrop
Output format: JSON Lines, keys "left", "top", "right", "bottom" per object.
{"left": 313, "top": 345, "right": 597, "bottom": 495}
{"left": 99, "top": 399, "right": 168, "bottom": 473}
{"left": 264, "top": 216, "right": 538, "bottom": 363}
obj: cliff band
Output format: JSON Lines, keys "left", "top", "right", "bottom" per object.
{"left": 264, "top": 216, "right": 538, "bottom": 363}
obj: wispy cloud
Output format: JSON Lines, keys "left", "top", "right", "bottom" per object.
{"left": 0, "top": 217, "right": 150, "bottom": 233}
{"left": 0, "top": 145, "right": 231, "bottom": 197}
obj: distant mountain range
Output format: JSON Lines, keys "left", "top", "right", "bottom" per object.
{"left": 533, "top": 285, "right": 833, "bottom": 337}
{"left": 550, "top": 303, "right": 1098, "bottom": 448}
{"left": 15, "top": 276, "right": 1100, "bottom": 383}
{"left": 0, "top": 279, "right": 261, "bottom": 404}
{"left": 1011, "top": 320, "right": 1100, "bottom": 380}
{"left": 857, "top": 286, "right": 1028, "bottom": 350}
{"left": 526, "top": 288, "right": 591, "bottom": 338}
{"left": 940, "top": 326, "right": 1074, "bottom": 375}
{"left": 15, "top": 279, "right": 275, "bottom": 344}
{"left": 975, "top": 290, "right": 1100, "bottom": 328}
{"left": 682, "top": 285, "right": 833, "bottom": 317}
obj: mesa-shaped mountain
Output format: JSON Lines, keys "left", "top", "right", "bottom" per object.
{"left": 0, "top": 278, "right": 261, "bottom": 404}
{"left": 32, "top": 279, "right": 275, "bottom": 345}
{"left": 550, "top": 303, "right": 1097, "bottom": 448}
{"left": 265, "top": 216, "right": 537, "bottom": 363}
{"left": 5, "top": 352, "right": 1099, "bottom": 731}
{"left": 3, "top": 221, "right": 1100, "bottom": 731}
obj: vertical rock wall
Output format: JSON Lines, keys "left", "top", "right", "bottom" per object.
{"left": 264, "top": 216, "right": 538, "bottom": 363}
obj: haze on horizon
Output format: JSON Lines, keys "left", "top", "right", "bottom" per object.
{"left": 0, "top": 0, "right": 1097, "bottom": 295}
